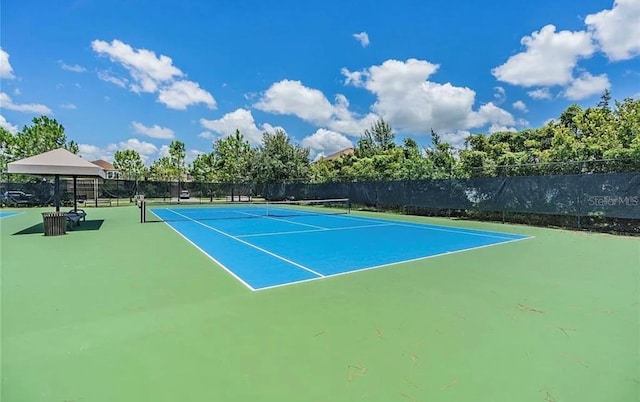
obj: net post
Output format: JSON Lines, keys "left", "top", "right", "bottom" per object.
{"left": 140, "top": 200, "right": 145, "bottom": 223}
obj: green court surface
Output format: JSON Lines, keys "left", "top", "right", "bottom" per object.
{"left": 1, "top": 206, "right": 638, "bottom": 402}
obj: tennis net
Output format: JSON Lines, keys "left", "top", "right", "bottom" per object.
{"left": 140, "top": 198, "right": 351, "bottom": 223}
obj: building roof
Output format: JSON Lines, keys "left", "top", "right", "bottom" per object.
{"left": 8, "top": 148, "right": 107, "bottom": 178}
{"left": 322, "top": 147, "right": 354, "bottom": 161}
{"left": 91, "top": 159, "right": 116, "bottom": 171}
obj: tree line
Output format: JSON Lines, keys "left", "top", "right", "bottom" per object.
{"left": 1, "top": 91, "right": 638, "bottom": 185}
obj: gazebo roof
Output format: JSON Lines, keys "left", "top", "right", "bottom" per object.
{"left": 7, "top": 148, "right": 107, "bottom": 178}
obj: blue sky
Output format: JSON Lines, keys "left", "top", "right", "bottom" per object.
{"left": 1, "top": 0, "right": 639, "bottom": 163}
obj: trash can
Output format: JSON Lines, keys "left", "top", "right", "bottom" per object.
{"left": 42, "top": 212, "right": 67, "bottom": 236}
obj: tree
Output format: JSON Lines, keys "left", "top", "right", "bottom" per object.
{"left": 11, "top": 116, "right": 70, "bottom": 159}
{"left": 66, "top": 140, "right": 79, "bottom": 154}
{"left": 309, "top": 158, "right": 339, "bottom": 183}
{"left": 253, "top": 129, "right": 310, "bottom": 183}
{"left": 355, "top": 118, "right": 395, "bottom": 158}
{"left": 1, "top": 116, "right": 78, "bottom": 178}
{"left": 148, "top": 157, "right": 174, "bottom": 181}
{"left": 211, "top": 130, "right": 254, "bottom": 199}
{"left": 614, "top": 97, "right": 640, "bottom": 149}
{"left": 597, "top": 89, "right": 612, "bottom": 112}
{"left": 558, "top": 104, "right": 583, "bottom": 136}
{"left": 113, "top": 149, "right": 146, "bottom": 180}
{"left": 400, "top": 138, "right": 433, "bottom": 179}
{"left": 168, "top": 140, "right": 186, "bottom": 182}
{"left": 0, "top": 127, "right": 16, "bottom": 173}
{"left": 424, "top": 130, "right": 456, "bottom": 178}
{"left": 190, "top": 152, "right": 216, "bottom": 183}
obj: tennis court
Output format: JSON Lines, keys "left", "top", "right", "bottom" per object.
{"left": 145, "top": 200, "right": 532, "bottom": 290}
{"left": 1, "top": 206, "right": 638, "bottom": 402}
{"left": 0, "top": 211, "right": 19, "bottom": 219}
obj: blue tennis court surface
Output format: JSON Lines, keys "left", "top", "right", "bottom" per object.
{"left": 151, "top": 205, "right": 532, "bottom": 291}
{"left": 0, "top": 211, "right": 19, "bottom": 219}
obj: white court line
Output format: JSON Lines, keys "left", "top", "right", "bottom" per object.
{"left": 314, "top": 213, "right": 521, "bottom": 240}
{"left": 166, "top": 208, "right": 325, "bottom": 278}
{"left": 157, "top": 217, "right": 256, "bottom": 291}
{"left": 255, "top": 235, "right": 536, "bottom": 291}
{"left": 242, "top": 211, "right": 328, "bottom": 230}
{"left": 237, "top": 222, "right": 396, "bottom": 238}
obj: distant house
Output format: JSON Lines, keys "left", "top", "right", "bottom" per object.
{"left": 91, "top": 160, "right": 119, "bottom": 179}
{"left": 320, "top": 147, "right": 355, "bottom": 162}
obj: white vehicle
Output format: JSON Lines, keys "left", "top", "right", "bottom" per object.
{"left": 179, "top": 190, "right": 190, "bottom": 199}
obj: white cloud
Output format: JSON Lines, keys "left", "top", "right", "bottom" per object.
{"left": 493, "top": 86, "right": 506, "bottom": 104}
{"left": 328, "top": 94, "right": 380, "bottom": 136}
{"left": 353, "top": 32, "right": 370, "bottom": 47}
{"left": 14, "top": 88, "right": 21, "bottom": 95}
{"left": 91, "top": 39, "right": 215, "bottom": 110}
{"left": 0, "top": 48, "right": 15, "bottom": 79}
{"left": 528, "top": 88, "right": 553, "bottom": 100}
{"left": 254, "top": 79, "right": 378, "bottom": 137}
{"left": 256, "top": 59, "right": 516, "bottom": 137}
{"left": 60, "top": 103, "right": 77, "bottom": 110}
{"left": 488, "top": 124, "right": 517, "bottom": 134}
{"left": 186, "top": 149, "right": 205, "bottom": 164}
{"left": 341, "top": 68, "right": 366, "bottom": 87}
{"left": 563, "top": 72, "right": 611, "bottom": 100}
{"left": 200, "top": 108, "right": 282, "bottom": 145}
{"left": 110, "top": 139, "right": 159, "bottom": 162}
{"left": 343, "top": 59, "right": 514, "bottom": 133}
{"left": 58, "top": 60, "right": 86, "bottom": 73}
{"left": 492, "top": 24, "right": 595, "bottom": 87}
{"left": 467, "top": 102, "right": 515, "bottom": 129}
{"left": 92, "top": 39, "right": 183, "bottom": 92}
{"left": 78, "top": 144, "right": 106, "bottom": 160}
{"left": 254, "top": 80, "right": 334, "bottom": 124}
{"left": 198, "top": 130, "right": 215, "bottom": 139}
{"left": 157, "top": 144, "right": 170, "bottom": 158}
{"left": 155, "top": 145, "right": 202, "bottom": 164}
{"left": 512, "top": 100, "right": 528, "bottom": 112}
{"left": 300, "top": 129, "right": 354, "bottom": 161}
{"left": 440, "top": 130, "right": 471, "bottom": 150}
{"left": 157, "top": 80, "right": 216, "bottom": 110}
{"left": 344, "top": 59, "right": 469, "bottom": 133}
{"left": 98, "top": 71, "right": 128, "bottom": 88}
{"left": 131, "top": 121, "right": 175, "bottom": 139}
{"left": 0, "top": 92, "right": 52, "bottom": 114}
{"left": 586, "top": 0, "right": 640, "bottom": 61}
{"left": 243, "top": 92, "right": 258, "bottom": 101}
{"left": 79, "top": 138, "right": 182, "bottom": 164}
{"left": 0, "top": 115, "right": 18, "bottom": 134}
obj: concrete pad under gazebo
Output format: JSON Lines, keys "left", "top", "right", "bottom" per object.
{"left": 7, "top": 148, "right": 106, "bottom": 213}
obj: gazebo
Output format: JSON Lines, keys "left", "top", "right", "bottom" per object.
{"left": 7, "top": 148, "right": 106, "bottom": 212}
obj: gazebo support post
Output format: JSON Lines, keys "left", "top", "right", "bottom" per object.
{"left": 73, "top": 175, "right": 78, "bottom": 212}
{"left": 54, "top": 175, "right": 60, "bottom": 212}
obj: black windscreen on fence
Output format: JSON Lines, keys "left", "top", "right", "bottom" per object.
{"left": 272, "top": 172, "right": 639, "bottom": 220}
{"left": 3, "top": 172, "right": 639, "bottom": 220}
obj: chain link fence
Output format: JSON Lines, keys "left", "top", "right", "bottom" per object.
{"left": 2, "top": 159, "right": 638, "bottom": 234}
